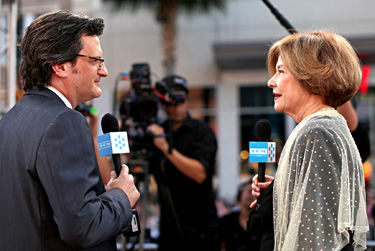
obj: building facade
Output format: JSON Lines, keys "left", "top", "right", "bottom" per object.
{"left": 1, "top": 0, "right": 375, "bottom": 200}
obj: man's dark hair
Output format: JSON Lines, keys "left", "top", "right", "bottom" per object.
{"left": 19, "top": 10, "right": 105, "bottom": 91}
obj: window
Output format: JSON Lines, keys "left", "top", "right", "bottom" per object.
{"left": 188, "top": 87, "right": 217, "bottom": 134}
{"left": 239, "top": 85, "right": 283, "bottom": 176}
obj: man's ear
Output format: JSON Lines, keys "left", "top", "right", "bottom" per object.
{"left": 51, "top": 63, "right": 68, "bottom": 78}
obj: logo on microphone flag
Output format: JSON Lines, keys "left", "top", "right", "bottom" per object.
{"left": 249, "top": 142, "right": 276, "bottom": 163}
{"left": 97, "top": 132, "right": 130, "bottom": 157}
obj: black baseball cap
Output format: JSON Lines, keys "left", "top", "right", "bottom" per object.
{"left": 155, "top": 75, "right": 188, "bottom": 105}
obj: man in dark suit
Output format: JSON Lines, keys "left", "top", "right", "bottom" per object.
{"left": 0, "top": 10, "right": 140, "bottom": 250}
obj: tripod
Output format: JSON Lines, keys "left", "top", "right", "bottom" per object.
{"left": 123, "top": 148, "right": 155, "bottom": 251}
{"left": 119, "top": 119, "right": 174, "bottom": 251}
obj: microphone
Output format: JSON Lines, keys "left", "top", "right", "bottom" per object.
{"left": 99, "top": 113, "right": 141, "bottom": 238}
{"left": 255, "top": 119, "right": 272, "bottom": 183}
{"left": 99, "top": 113, "right": 130, "bottom": 176}
{"left": 247, "top": 119, "right": 275, "bottom": 244}
{"left": 249, "top": 119, "right": 275, "bottom": 204}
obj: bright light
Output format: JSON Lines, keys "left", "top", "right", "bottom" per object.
{"left": 240, "top": 150, "right": 249, "bottom": 160}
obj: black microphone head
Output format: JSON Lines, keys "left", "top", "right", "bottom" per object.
{"left": 255, "top": 119, "right": 272, "bottom": 141}
{"left": 101, "top": 113, "right": 119, "bottom": 134}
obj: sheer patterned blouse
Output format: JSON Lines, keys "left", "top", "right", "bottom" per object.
{"left": 274, "top": 108, "right": 369, "bottom": 251}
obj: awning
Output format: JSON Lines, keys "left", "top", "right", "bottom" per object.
{"left": 213, "top": 36, "right": 375, "bottom": 71}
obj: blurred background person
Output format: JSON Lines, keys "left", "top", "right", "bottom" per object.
{"left": 75, "top": 102, "right": 114, "bottom": 184}
{"left": 88, "top": 110, "right": 114, "bottom": 184}
{"left": 219, "top": 178, "right": 254, "bottom": 251}
{"left": 337, "top": 99, "right": 370, "bottom": 164}
{"left": 147, "top": 75, "right": 220, "bottom": 251}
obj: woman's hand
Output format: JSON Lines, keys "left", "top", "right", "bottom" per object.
{"left": 250, "top": 174, "right": 274, "bottom": 208}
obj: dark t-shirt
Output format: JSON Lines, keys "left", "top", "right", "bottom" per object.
{"left": 351, "top": 122, "right": 370, "bottom": 163}
{"left": 151, "top": 113, "right": 219, "bottom": 250}
{"left": 219, "top": 211, "right": 251, "bottom": 251}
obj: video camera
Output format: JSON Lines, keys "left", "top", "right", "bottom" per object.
{"left": 119, "top": 63, "right": 188, "bottom": 133}
{"left": 118, "top": 63, "right": 190, "bottom": 154}
{"left": 120, "top": 63, "right": 158, "bottom": 129}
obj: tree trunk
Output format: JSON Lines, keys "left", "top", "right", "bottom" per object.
{"left": 157, "top": 0, "right": 178, "bottom": 76}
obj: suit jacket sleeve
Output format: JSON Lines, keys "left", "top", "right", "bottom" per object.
{"left": 36, "top": 110, "right": 132, "bottom": 248}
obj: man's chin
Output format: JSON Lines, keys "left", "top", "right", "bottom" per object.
{"left": 94, "top": 88, "right": 102, "bottom": 98}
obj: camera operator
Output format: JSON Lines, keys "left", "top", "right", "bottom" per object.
{"left": 147, "top": 75, "right": 220, "bottom": 251}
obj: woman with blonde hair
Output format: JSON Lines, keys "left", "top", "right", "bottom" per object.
{"left": 251, "top": 30, "right": 369, "bottom": 250}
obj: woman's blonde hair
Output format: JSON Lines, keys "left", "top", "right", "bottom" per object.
{"left": 267, "top": 30, "right": 361, "bottom": 108}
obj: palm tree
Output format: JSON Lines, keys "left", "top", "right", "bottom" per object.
{"left": 102, "top": 0, "right": 226, "bottom": 76}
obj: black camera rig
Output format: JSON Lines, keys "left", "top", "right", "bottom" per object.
{"left": 120, "top": 63, "right": 158, "bottom": 129}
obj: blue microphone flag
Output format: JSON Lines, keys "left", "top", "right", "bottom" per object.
{"left": 97, "top": 132, "right": 130, "bottom": 157}
{"left": 249, "top": 142, "right": 276, "bottom": 163}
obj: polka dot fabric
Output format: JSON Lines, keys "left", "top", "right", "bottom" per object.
{"left": 274, "top": 108, "right": 368, "bottom": 251}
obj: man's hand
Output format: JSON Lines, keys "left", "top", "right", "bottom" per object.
{"left": 146, "top": 123, "right": 169, "bottom": 154}
{"left": 146, "top": 123, "right": 206, "bottom": 183}
{"left": 106, "top": 165, "right": 140, "bottom": 208}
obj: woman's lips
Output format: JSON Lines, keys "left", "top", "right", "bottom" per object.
{"left": 274, "top": 93, "right": 281, "bottom": 100}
